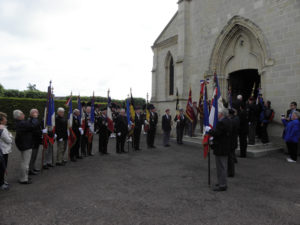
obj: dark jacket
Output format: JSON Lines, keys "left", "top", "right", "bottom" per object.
{"left": 162, "top": 114, "right": 172, "bottom": 132}
{"left": 239, "top": 109, "right": 249, "bottom": 134}
{"left": 134, "top": 113, "right": 144, "bottom": 132}
{"left": 55, "top": 115, "right": 68, "bottom": 140}
{"left": 15, "top": 119, "right": 35, "bottom": 151}
{"left": 96, "top": 115, "right": 111, "bottom": 137}
{"left": 149, "top": 112, "right": 158, "bottom": 130}
{"left": 115, "top": 115, "right": 128, "bottom": 137}
{"left": 208, "top": 117, "right": 232, "bottom": 156}
{"left": 72, "top": 116, "right": 81, "bottom": 138}
{"left": 174, "top": 114, "right": 186, "bottom": 129}
{"left": 246, "top": 102, "right": 258, "bottom": 123}
{"left": 282, "top": 119, "right": 300, "bottom": 143}
{"left": 230, "top": 115, "right": 240, "bottom": 150}
{"left": 30, "top": 117, "right": 43, "bottom": 146}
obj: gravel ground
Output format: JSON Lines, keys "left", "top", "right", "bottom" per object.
{"left": 0, "top": 134, "right": 300, "bottom": 225}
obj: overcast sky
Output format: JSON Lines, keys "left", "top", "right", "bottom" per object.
{"left": 0, "top": 0, "right": 178, "bottom": 99}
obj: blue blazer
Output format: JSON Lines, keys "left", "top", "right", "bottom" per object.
{"left": 282, "top": 119, "right": 300, "bottom": 143}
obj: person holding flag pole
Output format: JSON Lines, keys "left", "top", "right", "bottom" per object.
{"left": 174, "top": 89, "right": 186, "bottom": 145}
{"left": 85, "top": 92, "right": 95, "bottom": 156}
{"left": 205, "top": 73, "right": 232, "bottom": 191}
{"left": 42, "top": 82, "right": 56, "bottom": 170}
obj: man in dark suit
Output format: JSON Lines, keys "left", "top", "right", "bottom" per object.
{"left": 70, "top": 109, "right": 82, "bottom": 162}
{"left": 286, "top": 101, "right": 300, "bottom": 121}
{"left": 246, "top": 97, "right": 258, "bottom": 145}
{"left": 239, "top": 104, "right": 249, "bottom": 157}
{"left": 228, "top": 109, "right": 239, "bottom": 177}
{"left": 207, "top": 108, "right": 232, "bottom": 191}
{"left": 115, "top": 109, "right": 128, "bottom": 153}
{"left": 96, "top": 107, "right": 111, "bottom": 155}
{"left": 174, "top": 109, "right": 186, "bottom": 145}
{"left": 133, "top": 107, "right": 143, "bottom": 150}
{"left": 55, "top": 107, "right": 68, "bottom": 166}
{"left": 147, "top": 105, "right": 158, "bottom": 148}
{"left": 162, "top": 109, "right": 172, "bottom": 147}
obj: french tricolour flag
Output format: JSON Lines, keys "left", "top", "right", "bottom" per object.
{"left": 107, "top": 96, "right": 114, "bottom": 132}
{"left": 66, "top": 96, "right": 76, "bottom": 149}
{"left": 209, "top": 73, "right": 221, "bottom": 129}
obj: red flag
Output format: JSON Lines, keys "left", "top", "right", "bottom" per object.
{"left": 185, "top": 88, "right": 195, "bottom": 122}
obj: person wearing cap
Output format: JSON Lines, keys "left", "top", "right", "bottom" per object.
{"left": 96, "top": 107, "right": 111, "bottom": 155}
{"left": 174, "top": 109, "right": 186, "bottom": 145}
{"left": 115, "top": 109, "right": 128, "bottom": 153}
{"left": 55, "top": 107, "right": 68, "bottom": 166}
{"left": 147, "top": 105, "right": 158, "bottom": 148}
{"left": 134, "top": 106, "right": 143, "bottom": 150}
{"left": 162, "top": 109, "right": 172, "bottom": 147}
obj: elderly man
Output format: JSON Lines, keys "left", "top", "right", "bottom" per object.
{"left": 70, "top": 109, "right": 83, "bottom": 162}
{"left": 115, "top": 109, "right": 128, "bottom": 154}
{"left": 207, "top": 108, "right": 232, "bottom": 191}
{"left": 29, "top": 109, "right": 42, "bottom": 175}
{"left": 55, "top": 107, "right": 68, "bottom": 166}
{"left": 174, "top": 109, "right": 186, "bottom": 145}
{"left": 14, "top": 110, "right": 40, "bottom": 184}
{"left": 85, "top": 105, "right": 94, "bottom": 156}
{"left": 96, "top": 107, "right": 111, "bottom": 155}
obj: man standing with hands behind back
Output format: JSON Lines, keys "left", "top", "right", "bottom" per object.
{"left": 162, "top": 109, "right": 172, "bottom": 147}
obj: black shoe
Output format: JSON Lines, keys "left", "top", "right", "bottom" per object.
{"left": 213, "top": 186, "right": 227, "bottom": 191}
{"left": 19, "top": 180, "right": 32, "bottom": 185}
{"left": 47, "top": 164, "right": 54, "bottom": 168}
{"left": 77, "top": 156, "right": 83, "bottom": 159}
{"left": 164, "top": 144, "right": 170, "bottom": 147}
{"left": 88, "top": 153, "right": 94, "bottom": 156}
{"left": 71, "top": 158, "right": 77, "bottom": 162}
{"left": 33, "top": 169, "right": 40, "bottom": 172}
{"left": 43, "top": 165, "right": 49, "bottom": 170}
{"left": 63, "top": 160, "right": 67, "bottom": 163}
{"left": 29, "top": 170, "right": 38, "bottom": 175}
{"left": 151, "top": 146, "right": 156, "bottom": 148}
{"left": 56, "top": 162, "right": 65, "bottom": 166}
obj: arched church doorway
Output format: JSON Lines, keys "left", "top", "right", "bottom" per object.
{"left": 229, "top": 69, "right": 260, "bottom": 101}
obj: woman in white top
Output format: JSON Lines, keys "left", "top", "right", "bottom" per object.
{"left": 0, "top": 112, "right": 13, "bottom": 187}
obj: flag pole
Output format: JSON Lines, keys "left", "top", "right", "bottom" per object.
{"left": 208, "top": 145, "right": 211, "bottom": 186}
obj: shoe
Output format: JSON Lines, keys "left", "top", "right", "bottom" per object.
{"left": 164, "top": 144, "right": 170, "bottom": 147}
{"left": 19, "top": 180, "right": 32, "bottom": 185}
{"left": 47, "top": 164, "right": 54, "bottom": 168}
{"left": 63, "top": 160, "right": 67, "bottom": 163}
{"left": 151, "top": 146, "right": 156, "bottom": 148}
{"left": 56, "top": 162, "right": 65, "bottom": 166}
{"left": 29, "top": 170, "right": 38, "bottom": 175}
{"left": 43, "top": 165, "right": 49, "bottom": 170}
{"left": 287, "top": 158, "right": 296, "bottom": 163}
{"left": 71, "top": 158, "right": 77, "bottom": 162}
{"left": 1, "top": 184, "right": 9, "bottom": 190}
{"left": 88, "top": 153, "right": 94, "bottom": 156}
{"left": 77, "top": 156, "right": 83, "bottom": 159}
{"left": 33, "top": 169, "right": 40, "bottom": 172}
{"left": 213, "top": 186, "right": 227, "bottom": 191}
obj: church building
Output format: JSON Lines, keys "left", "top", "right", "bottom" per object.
{"left": 151, "top": 0, "right": 300, "bottom": 136}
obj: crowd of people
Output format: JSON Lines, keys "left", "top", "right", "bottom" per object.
{"left": 0, "top": 102, "right": 159, "bottom": 190}
{"left": 0, "top": 95, "right": 299, "bottom": 192}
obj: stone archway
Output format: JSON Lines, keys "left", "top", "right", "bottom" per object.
{"left": 208, "top": 16, "right": 273, "bottom": 99}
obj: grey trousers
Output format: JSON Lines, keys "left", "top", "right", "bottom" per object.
{"left": 29, "top": 145, "right": 40, "bottom": 171}
{"left": 43, "top": 143, "right": 54, "bottom": 166}
{"left": 57, "top": 140, "right": 67, "bottom": 163}
{"left": 215, "top": 155, "right": 228, "bottom": 188}
{"left": 163, "top": 130, "right": 170, "bottom": 146}
{"left": 20, "top": 149, "right": 32, "bottom": 182}
{"left": 248, "top": 122, "right": 256, "bottom": 145}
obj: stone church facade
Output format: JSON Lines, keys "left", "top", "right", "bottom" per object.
{"left": 151, "top": 0, "right": 300, "bottom": 136}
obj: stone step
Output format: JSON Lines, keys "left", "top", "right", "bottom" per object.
{"left": 171, "top": 135, "right": 284, "bottom": 158}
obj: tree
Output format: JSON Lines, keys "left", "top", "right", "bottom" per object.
{"left": 0, "top": 83, "right": 4, "bottom": 96}
{"left": 27, "top": 83, "right": 37, "bottom": 91}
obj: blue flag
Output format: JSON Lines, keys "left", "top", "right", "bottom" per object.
{"left": 126, "top": 99, "right": 132, "bottom": 125}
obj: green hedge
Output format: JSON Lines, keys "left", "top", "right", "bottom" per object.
{"left": 0, "top": 97, "right": 106, "bottom": 129}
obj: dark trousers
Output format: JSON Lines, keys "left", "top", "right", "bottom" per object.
{"left": 176, "top": 127, "right": 184, "bottom": 144}
{"left": 248, "top": 122, "right": 256, "bottom": 145}
{"left": 163, "top": 130, "right": 170, "bottom": 146}
{"left": 116, "top": 135, "right": 126, "bottom": 153}
{"left": 134, "top": 128, "right": 141, "bottom": 150}
{"left": 215, "top": 155, "right": 228, "bottom": 188}
{"left": 0, "top": 159, "right": 4, "bottom": 186}
{"left": 81, "top": 135, "right": 88, "bottom": 156}
{"left": 70, "top": 136, "right": 80, "bottom": 159}
{"left": 287, "top": 142, "right": 298, "bottom": 161}
{"left": 239, "top": 133, "right": 248, "bottom": 157}
{"left": 87, "top": 136, "right": 93, "bottom": 155}
{"left": 227, "top": 150, "right": 235, "bottom": 177}
{"left": 3, "top": 154, "right": 8, "bottom": 169}
{"left": 29, "top": 144, "right": 39, "bottom": 171}
{"left": 99, "top": 135, "right": 109, "bottom": 154}
{"left": 147, "top": 128, "right": 156, "bottom": 147}
{"left": 192, "top": 119, "right": 197, "bottom": 136}
{"left": 261, "top": 123, "right": 269, "bottom": 143}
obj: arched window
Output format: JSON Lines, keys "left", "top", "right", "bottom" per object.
{"left": 169, "top": 57, "right": 174, "bottom": 95}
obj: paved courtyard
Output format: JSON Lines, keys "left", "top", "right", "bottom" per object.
{"left": 0, "top": 134, "right": 300, "bottom": 225}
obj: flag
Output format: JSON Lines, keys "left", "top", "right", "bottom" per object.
{"left": 228, "top": 86, "right": 232, "bottom": 109}
{"left": 202, "top": 83, "right": 210, "bottom": 158}
{"left": 107, "top": 94, "right": 114, "bottom": 133}
{"left": 126, "top": 98, "right": 132, "bottom": 126}
{"left": 43, "top": 82, "right": 55, "bottom": 149}
{"left": 130, "top": 91, "right": 135, "bottom": 121}
{"left": 87, "top": 94, "right": 95, "bottom": 143}
{"left": 185, "top": 88, "right": 195, "bottom": 122}
{"left": 66, "top": 96, "right": 77, "bottom": 149}
{"left": 209, "top": 73, "right": 221, "bottom": 129}
{"left": 198, "top": 80, "right": 205, "bottom": 120}
{"left": 176, "top": 88, "right": 180, "bottom": 118}
{"left": 77, "top": 96, "right": 82, "bottom": 125}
